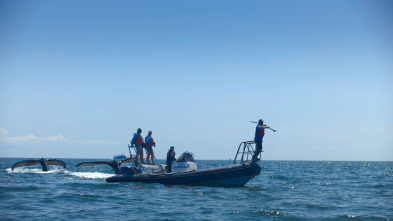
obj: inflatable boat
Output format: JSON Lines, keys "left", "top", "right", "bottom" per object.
{"left": 106, "top": 161, "right": 261, "bottom": 187}
{"left": 105, "top": 141, "right": 262, "bottom": 187}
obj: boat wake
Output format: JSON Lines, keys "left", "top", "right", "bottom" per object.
{"left": 8, "top": 167, "right": 112, "bottom": 180}
{"left": 66, "top": 171, "right": 113, "bottom": 179}
{"left": 9, "top": 166, "right": 65, "bottom": 174}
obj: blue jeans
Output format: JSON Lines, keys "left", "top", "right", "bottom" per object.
{"left": 253, "top": 139, "right": 263, "bottom": 160}
{"left": 166, "top": 161, "right": 172, "bottom": 173}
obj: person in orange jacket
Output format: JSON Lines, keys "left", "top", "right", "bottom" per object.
{"left": 145, "top": 131, "right": 156, "bottom": 165}
{"left": 131, "top": 128, "right": 145, "bottom": 164}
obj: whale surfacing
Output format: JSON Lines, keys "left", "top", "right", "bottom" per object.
{"left": 12, "top": 158, "right": 66, "bottom": 171}
{"left": 76, "top": 158, "right": 132, "bottom": 174}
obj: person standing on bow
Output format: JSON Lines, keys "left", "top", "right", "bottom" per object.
{"left": 253, "top": 119, "right": 275, "bottom": 161}
{"left": 166, "top": 146, "right": 176, "bottom": 173}
{"left": 145, "top": 131, "right": 156, "bottom": 165}
{"left": 131, "top": 128, "right": 145, "bottom": 164}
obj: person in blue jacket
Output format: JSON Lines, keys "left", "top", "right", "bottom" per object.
{"left": 166, "top": 146, "right": 176, "bottom": 173}
{"left": 253, "top": 119, "right": 275, "bottom": 161}
{"left": 131, "top": 128, "right": 145, "bottom": 164}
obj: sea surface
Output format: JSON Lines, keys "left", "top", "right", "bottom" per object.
{"left": 0, "top": 158, "right": 392, "bottom": 220}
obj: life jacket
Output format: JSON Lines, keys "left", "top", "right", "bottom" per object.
{"left": 255, "top": 125, "right": 265, "bottom": 138}
{"left": 167, "top": 150, "right": 175, "bottom": 161}
{"left": 133, "top": 133, "right": 143, "bottom": 145}
{"left": 145, "top": 135, "right": 154, "bottom": 147}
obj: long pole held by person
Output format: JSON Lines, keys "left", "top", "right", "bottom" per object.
{"left": 250, "top": 121, "right": 277, "bottom": 132}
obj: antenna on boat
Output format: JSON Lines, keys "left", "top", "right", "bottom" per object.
{"left": 128, "top": 143, "right": 132, "bottom": 158}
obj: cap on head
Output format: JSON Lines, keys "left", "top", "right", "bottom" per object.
{"left": 148, "top": 131, "right": 152, "bottom": 135}
{"left": 170, "top": 146, "right": 174, "bottom": 149}
{"left": 137, "top": 128, "right": 142, "bottom": 133}
{"left": 258, "top": 119, "right": 264, "bottom": 124}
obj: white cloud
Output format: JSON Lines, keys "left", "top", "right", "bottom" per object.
{"left": 0, "top": 127, "right": 8, "bottom": 136}
{"left": 0, "top": 127, "right": 117, "bottom": 146}
{"left": 73, "top": 139, "right": 118, "bottom": 145}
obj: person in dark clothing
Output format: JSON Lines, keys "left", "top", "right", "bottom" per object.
{"left": 131, "top": 128, "right": 145, "bottom": 164}
{"left": 253, "top": 119, "right": 275, "bottom": 161}
{"left": 166, "top": 146, "right": 176, "bottom": 173}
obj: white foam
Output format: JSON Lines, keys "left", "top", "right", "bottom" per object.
{"left": 8, "top": 166, "right": 112, "bottom": 180}
{"left": 11, "top": 168, "right": 45, "bottom": 173}
{"left": 10, "top": 166, "right": 65, "bottom": 174}
{"left": 66, "top": 171, "right": 113, "bottom": 179}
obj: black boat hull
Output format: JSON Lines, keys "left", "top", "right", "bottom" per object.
{"left": 106, "top": 162, "right": 261, "bottom": 187}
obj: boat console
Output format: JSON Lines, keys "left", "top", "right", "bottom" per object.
{"left": 172, "top": 152, "right": 197, "bottom": 172}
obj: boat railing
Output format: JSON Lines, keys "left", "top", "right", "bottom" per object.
{"left": 233, "top": 141, "right": 260, "bottom": 164}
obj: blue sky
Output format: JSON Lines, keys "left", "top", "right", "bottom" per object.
{"left": 1, "top": 0, "right": 392, "bottom": 160}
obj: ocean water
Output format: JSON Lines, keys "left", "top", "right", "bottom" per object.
{"left": 0, "top": 158, "right": 392, "bottom": 220}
